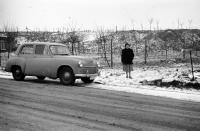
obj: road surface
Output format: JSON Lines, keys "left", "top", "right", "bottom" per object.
{"left": 0, "top": 78, "right": 200, "bottom": 131}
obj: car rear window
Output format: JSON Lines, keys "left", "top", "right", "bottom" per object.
{"left": 50, "top": 45, "right": 70, "bottom": 55}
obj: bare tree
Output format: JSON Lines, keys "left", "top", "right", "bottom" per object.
{"left": 2, "top": 24, "right": 19, "bottom": 58}
{"left": 180, "top": 22, "right": 184, "bottom": 29}
{"left": 160, "top": 40, "right": 171, "bottom": 60}
{"left": 177, "top": 19, "right": 180, "bottom": 29}
{"left": 188, "top": 19, "right": 192, "bottom": 29}
{"left": 66, "top": 31, "right": 81, "bottom": 55}
{"left": 156, "top": 20, "right": 160, "bottom": 31}
{"left": 131, "top": 19, "right": 135, "bottom": 30}
{"left": 63, "top": 19, "right": 85, "bottom": 55}
{"left": 140, "top": 23, "right": 144, "bottom": 31}
{"left": 143, "top": 18, "right": 154, "bottom": 64}
{"left": 148, "top": 18, "right": 154, "bottom": 31}
{"left": 95, "top": 27, "right": 110, "bottom": 67}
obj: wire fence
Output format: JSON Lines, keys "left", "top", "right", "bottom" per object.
{"left": 1, "top": 47, "right": 200, "bottom": 69}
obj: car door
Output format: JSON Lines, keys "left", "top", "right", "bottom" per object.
{"left": 25, "top": 44, "right": 52, "bottom": 76}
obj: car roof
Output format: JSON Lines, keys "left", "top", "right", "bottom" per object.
{"left": 22, "top": 42, "right": 65, "bottom": 46}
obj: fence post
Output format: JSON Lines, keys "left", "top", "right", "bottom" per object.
{"left": 110, "top": 38, "right": 113, "bottom": 68}
{"left": 71, "top": 42, "right": 74, "bottom": 55}
{"left": 8, "top": 42, "right": 11, "bottom": 59}
{"left": 190, "top": 50, "right": 195, "bottom": 81}
{"left": 0, "top": 44, "right": 1, "bottom": 67}
{"left": 144, "top": 40, "right": 147, "bottom": 64}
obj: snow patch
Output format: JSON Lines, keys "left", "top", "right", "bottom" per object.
{"left": 0, "top": 66, "right": 200, "bottom": 102}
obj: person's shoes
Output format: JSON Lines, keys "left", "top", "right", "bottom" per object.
{"left": 129, "top": 76, "right": 132, "bottom": 79}
{"left": 126, "top": 75, "right": 128, "bottom": 78}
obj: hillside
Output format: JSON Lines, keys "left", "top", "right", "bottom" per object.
{"left": 1, "top": 29, "right": 200, "bottom": 59}
{"left": 112, "top": 29, "right": 200, "bottom": 50}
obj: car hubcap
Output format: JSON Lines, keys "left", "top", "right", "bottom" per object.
{"left": 15, "top": 69, "right": 20, "bottom": 75}
{"left": 64, "top": 72, "right": 71, "bottom": 80}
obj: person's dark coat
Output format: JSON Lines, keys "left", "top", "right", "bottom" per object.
{"left": 121, "top": 48, "right": 134, "bottom": 64}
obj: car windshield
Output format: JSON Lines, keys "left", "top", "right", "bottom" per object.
{"left": 50, "top": 45, "right": 70, "bottom": 55}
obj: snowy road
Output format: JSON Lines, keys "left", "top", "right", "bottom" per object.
{"left": 0, "top": 78, "right": 200, "bottom": 131}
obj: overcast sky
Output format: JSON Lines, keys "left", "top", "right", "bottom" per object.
{"left": 0, "top": 0, "right": 200, "bottom": 31}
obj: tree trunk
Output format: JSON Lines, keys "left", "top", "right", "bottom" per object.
{"left": 78, "top": 42, "right": 80, "bottom": 54}
{"left": 102, "top": 41, "right": 110, "bottom": 67}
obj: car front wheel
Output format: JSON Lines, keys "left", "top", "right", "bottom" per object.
{"left": 12, "top": 66, "right": 25, "bottom": 81}
{"left": 59, "top": 67, "right": 75, "bottom": 85}
{"left": 81, "top": 77, "right": 94, "bottom": 83}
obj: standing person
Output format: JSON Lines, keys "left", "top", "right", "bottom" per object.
{"left": 121, "top": 42, "right": 134, "bottom": 78}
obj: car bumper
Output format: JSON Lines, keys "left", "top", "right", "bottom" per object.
{"left": 75, "top": 73, "right": 99, "bottom": 79}
{"left": 3, "top": 67, "right": 7, "bottom": 72}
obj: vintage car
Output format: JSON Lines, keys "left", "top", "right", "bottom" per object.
{"left": 5, "top": 42, "right": 99, "bottom": 85}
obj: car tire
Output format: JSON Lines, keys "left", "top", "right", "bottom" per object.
{"left": 12, "top": 66, "right": 25, "bottom": 81}
{"left": 37, "top": 76, "right": 45, "bottom": 80}
{"left": 81, "top": 77, "right": 94, "bottom": 83}
{"left": 59, "top": 67, "right": 75, "bottom": 85}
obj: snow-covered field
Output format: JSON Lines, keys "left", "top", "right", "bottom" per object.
{"left": 91, "top": 64, "right": 200, "bottom": 102}
{"left": 96, "top": 64, "right": 200, "bottom": 86}
{"left": 0, "top": 64, "right": 200, "bottom": 102}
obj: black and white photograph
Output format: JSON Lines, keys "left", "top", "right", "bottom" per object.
{"left": 0, "top": 0, "right": 200, "bottom": 130}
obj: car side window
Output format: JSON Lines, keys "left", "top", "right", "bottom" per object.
{"left": 20, "top": 45, "right": 34, "bottom": 55}
{"left": 35, "top": 45, "right": 46, "bottom": 55}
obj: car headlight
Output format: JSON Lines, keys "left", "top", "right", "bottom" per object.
{"left": 78, "top": 61, "right": 83, "bottom": 67}
{"left": 97, "top": 61, "right": 101, "bottom": 68}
